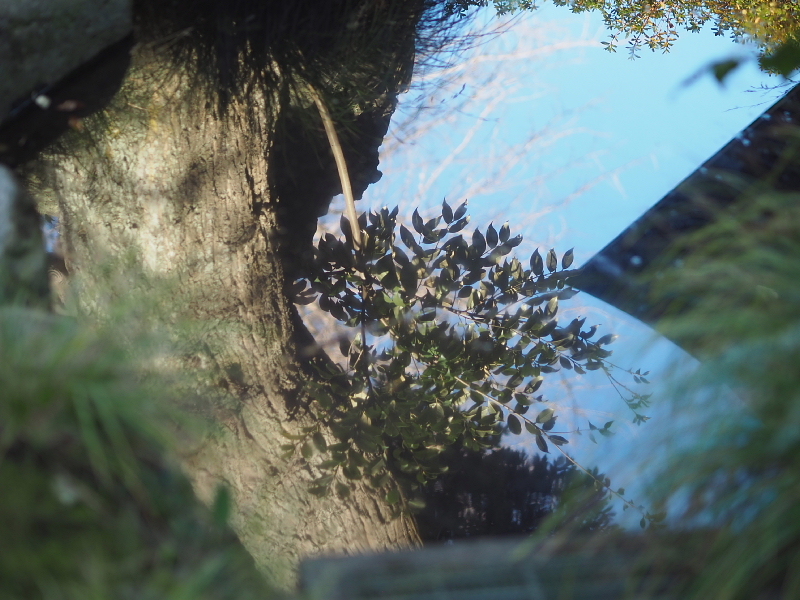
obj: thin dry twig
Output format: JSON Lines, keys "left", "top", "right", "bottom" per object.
{"left": 309, "top": 86, "right": 362, "bottom": 251}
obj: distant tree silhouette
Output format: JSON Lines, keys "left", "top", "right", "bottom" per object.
{"left": 417, "top": 445, "right": 615, "bottom": 542}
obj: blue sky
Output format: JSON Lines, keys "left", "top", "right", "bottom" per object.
{"left": 368, "top": 4, "right": 786, "bottom": 259}
{"left": 329, "top": 4, "right": 792, "bottom": 523}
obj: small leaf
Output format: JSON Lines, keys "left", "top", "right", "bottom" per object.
{"left": 412, "top": 209, "right": 424, "bottom": 234}
{"left": 400, "top": 224, "right": 416, "bottom": 248}
{"left": 301, "top": 442, "right": 314, "bottom": 460}
{"left": 546, "top": 249, "right": 557, "bottom": 272}
{"left": 386, "top": 489, "right": 400, "bottom": 504}
{"left": 312, "top": 432, "right": 328, "bottom": 452}
{"left": 471, "top": 229, "right": 486, "bottom": 256}
{"left": 499, "top": 222, "right": 510, "bottom": 243}
{"left": 335, "top": 482, "right": 351, "bottom": 498}
{"left": 340, "top": 215, "right": 353, "bottom": 247}
{"left": 542, "top": 416, "right": 557, "bottom": 431}
{"left": 343, "top": 464, "right": 362, "bottom": 480}
{"left": 536, "top": 408, "right": 554, "bottom": 423}
{"left": 212, "top": 484, "right": 231, "bottom": 525}
{"left": 581, "top": 325, "right": 598, "bottom": 339}
{"left": 549, "top": 435, "right": 568, "bottom": 446}
{"left": 442, "top": 200, "right": 453, "bottom": 223}
{"left": 530, "top": 250, "right": 543, "bottom": 276}
{"left": 453, "top": 200, "right": 468, "bottom": 220}
{"left": 535, "top": 433, "right": 549, "bottom": 453}
{"left": 557, "top": 288, "right": 579, "bottom": 300}
{"left": 507, "top": 414, "right": 522, "bottom": 435}
{"left": 711, "top": 58, "right": 741, "bottom": 83}
{"left": 562, "top": 248, "right": 574, "bottom": 269}
{"left": 525, "top": 376, "right": 543, "bottom": 393}
{"left": 507, "top": 373, "right": 524, "bottom": 388}
{"left": 545, "top": 296, "right": 558, "bottom": 316}
{"left": 486, "top": 224, "right": 498, "bottom": 248}
{"left": 449, "top": 216, "right": 470, "bottom": 233}
{"left": 597, "top": 334, "right": 618, "bottom": 345}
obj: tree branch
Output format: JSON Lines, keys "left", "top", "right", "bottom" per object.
{"left": 310, "top": 87, "right": 363, "bottom": 251}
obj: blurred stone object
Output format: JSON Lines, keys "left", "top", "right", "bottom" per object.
{"left": 0, "top": 1, "right": 133, "bottom": 167}
{"left": 0, "top": 0, "right": 131, "bottom": 122}
{"left": 300, "top": 532, "right": 711, "bottom": 600}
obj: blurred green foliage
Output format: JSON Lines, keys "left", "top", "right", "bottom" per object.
{"left": 448, "top": 0, "right": 800, "bottom": 59}
{"left": 0, "top": 307, "right": 276, "bottom": 600}
{"left": 648, "top": 132, "right": 800, "bottom": 599}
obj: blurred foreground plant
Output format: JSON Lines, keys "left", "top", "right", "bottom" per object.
{"left": 649, "top": 180, "right": 800, "bottom": 599}
{"left": 0, "top": 306, "right": 276, "bottom": 600}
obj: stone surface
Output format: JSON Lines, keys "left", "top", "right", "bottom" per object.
{"left": 0, "top": 0, "right": 131, "bottom": 121}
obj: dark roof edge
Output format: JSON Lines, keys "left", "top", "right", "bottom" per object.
{"left": 571, "top": 83, "right": 800, "bottom": 329}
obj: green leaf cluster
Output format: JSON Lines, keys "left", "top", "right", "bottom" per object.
{"left": 447, "top": 0, "right": 800, "bottom": 60}
{"left": 293, "top": 202, "right": 650, "bottom": 512}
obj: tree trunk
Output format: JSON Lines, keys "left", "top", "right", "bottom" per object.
{"left": 26, "top": 39, "right": 419, "bottom": 589}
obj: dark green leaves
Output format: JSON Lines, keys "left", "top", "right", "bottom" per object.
{"left": 711, "top": 58, "right": 742, "bottom": 83}
{"left": 499, "top": 222, "right": 510, "bottom": 244}
{"left": 312, "top": 431, "right": 328, "bottom": 452}
{"left": 597, "top": 334, "right": 618, "bottom": 345}
{"left": 759, "top": 39, "right": 800, "bottom": 78}
{"left": 536, "top": 408, "right": 554, "bottom": 423}
{"left": 400, "top": 224, "right": 416, "bottom": 248}
{"left": 412, "top": 209, "right": 424, "bottom": 234}
{"left": 562, "top": 248, "right": 574, "bottom": 269}
{"left": 486, "top": 224, "right": 498, "bottom": 248}
{"left": 212, "top": 484, "right": 231, "bottom": 526}
{"left": 530, "top": 249, "right": 543, "bottom": 275}
{"left": 303, "top": 202, "right": 647, "bottom": 507}
{"left": 507, "top": 414, "right": 522, "bottom": 435}
{"left": 442, "top": 200, "right": 453, "bottom": 223}
{"left": 453, "top": 200, "right": 468, "bottom": 221}
{"left": 472, "top": 229, "right": 487, "bottom": 256}
{"left": 547, "top": 249, "right": 558, "bottom": 272}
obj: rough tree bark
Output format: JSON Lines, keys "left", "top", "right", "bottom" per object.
{"left": 21, "top": 3, "right": 427, "bottom": 589}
